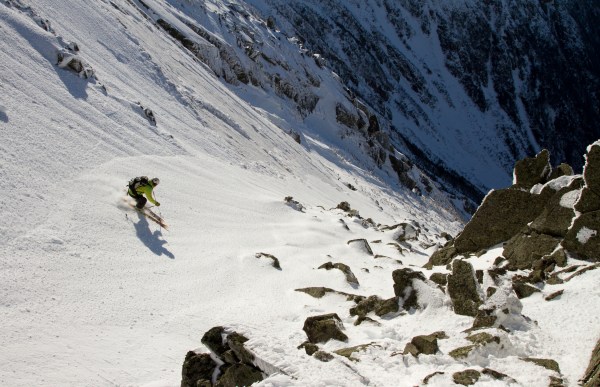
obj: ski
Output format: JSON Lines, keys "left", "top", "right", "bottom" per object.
{"left": 127, "top": 202, "right": 169, "bottom": 230}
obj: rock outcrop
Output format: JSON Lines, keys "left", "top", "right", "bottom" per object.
{"left": 563, "top": 141, "right": 600, "bottom": 261}
{"left": 303, "top": 313, "right": 348, "bottom": 344}
{"left": 181, "top": 326, "right": 266, "bottom": 387}
{"left": 447, "top": 260, "right": 481, "bottom": 317}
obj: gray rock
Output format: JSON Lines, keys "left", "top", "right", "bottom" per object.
{"left": 582, "top": 142, "right": 600, "bottom": 192}
{"left": 503, "top": 231, "right": 561, "bottom": 270}
{"left": 405, "top": 334, "right": 439, "bottom": 356}
{"left": 513, "top": 149, "right": 551, "bottom": 189}
{"left": 576, "top": 189, "right": 600, "bottom": 214}
{"left": 447, "top": 260, "right": 482, "bottom": 317}
{"left": 216, "top": 363, "right": 263, "bottom": 387}
{"left": 520, "top": 357, "right": 561, "bottom": 373}
{"left": 303, "top": 313, "right": 348, "bottom": 343}
{"left": 429, "top": 272, "right": 448, "bottom": 286}
{"left": 530, "top": 179, "right": 583, "bottom": 237}
{"left": 454, "top": 189, "right": 548, "bottom": 254}
{"left": 512, "top": 279, "right": 541, "bottom": 299}
{"left": 181, "top": 351, "right": 217, "bottom": 387}
{"left": 453, "top": 369, "right": 481, "bottom": 386}
{"left": 297, "top": 341, "right": 319, "bottom": 356}
{"left": 226, "top": 332, "right": 254, "bottom": 365}
{"left": 313, "top": 350, "right": 334, "bottom": 362}
{"left": 549, "top": 163, "right": 574, "bottom": 180}
{"left": 545, "top": 290, "right": 564, "bottom": 301}
{"left": 392, "top": 268, "right": 427, "bottom": 310}
{"left": 201, "top": 326, "right": 228, "bottom": 356}
{"left": 562, "top": 211, "right": 600, "bottom": 262}
{"left": 449, "top": 345, "right": 478, "bottom": 359}
{"left": 318, "top": 262, "right": 359, "bottom": 285}
{"left": 425, "top": 245, "right": 458, "bottom": 268}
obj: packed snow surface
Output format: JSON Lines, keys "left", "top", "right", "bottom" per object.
{"left": 0, "top": 1, "right": 598, "bottom": 386}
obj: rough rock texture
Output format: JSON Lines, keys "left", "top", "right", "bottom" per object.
{"left": 453, "top": 369, "right": 481, "bottom": 386}
{"left": 216, "top": 363, "right": 263, "bottom": 387}
{"left": 530, "top": 179, "right": 583, "bottom": 237}
{"left": 503, "top": 231, "right": 561, "bottom": 270}
{"left": 512, "top": 149, "right": 551, "bottom": 190}
{"left": 187, "top": 327, "right": 266, "bottom": 387}
{"left": 404, "top": 334, "right": 439, "bottom": 356}
{"left": 426, "top": 245, "right": 458, "bottom": 268}
{"left": 447, "top": 260, "right": 482, "bottom": 317}
{"left": 581, "top": 337, "right": 600, "bottom": 387}
{"left": 521, "top": 357, "right": 561, "bottom": 373}
{"left": 181, "top": 351, "right": 217, "bottom": 387}
{"left": 512, "top": 279, "right": 541, "bottom": 299}
{"left": 563, "top": 142, "right": 600, "bottom": 261}
{"left": 201, "top": 326, "right": 228, "bottom": 356}
{"left": 392, "top": 268, "right": 427, "bottom": 310}
{"left": 303, "top": 313, "right": 348, "bottom": 343}
{"left": 453, "top": 189, "right": 547, "bottom": 254}
{"left": 563, "top": 211, "right": 600, "bottom": 262}
{"left": 349, "top": 295, "right": 399, "bottom": 318}
{"left": 429, "top": 272, "right": 448, "bottom": 286}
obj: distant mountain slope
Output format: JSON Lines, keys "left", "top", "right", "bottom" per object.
{"left": 247, "top": 0, "right": 600, "bottom": 193}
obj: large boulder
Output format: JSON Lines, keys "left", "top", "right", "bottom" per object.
{"left": 181, "top": 351, "right": 217, "bottom": 387}
{"left": 563, "top": 142, "right": 600, "bottom": 261}
{"left": 392, "top": 268, "right": 427, "bottom": 310}
{"left": 216, "top": 364, "right": 263, "bottom": 387}
{"left": 562, "top": 211, "right": 600, "bottom": 262}
{"left": 503, "top": 231, "right": 562, "bottom": 270}
{"left": 453, "top": 189, "right": 547, "bottom": 254}
{"left": 201, "top": 326, "right": 228, "bottom": 356}
{"left": 447, "top": 260, "right": 482, "bottom": 317}
{"left": 303, "top": 313, "right": 348, "bottom": 343}
{"left": 574, "top": 143, "right": 600, "bottom": 213}
{"left": 530, "top": 178, "right": 583, "bottom": 237}
{"left": 512, "top": 149, "right": 551, "bottom": 190}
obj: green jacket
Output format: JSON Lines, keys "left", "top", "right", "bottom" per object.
{"left": 129, "top": 182, "right": 159, "bottom": 205}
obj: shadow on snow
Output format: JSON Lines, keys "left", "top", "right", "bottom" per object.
{"left": 133, "top": 212, "right": 174, "bottom": 259}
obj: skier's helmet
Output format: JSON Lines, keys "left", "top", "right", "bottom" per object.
{"left": 151, "top": 177, "right": 160, "bottom": 186}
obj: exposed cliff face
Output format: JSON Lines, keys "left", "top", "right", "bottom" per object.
{"left": 249, "top": 0, "right": 600, "bottom": 194}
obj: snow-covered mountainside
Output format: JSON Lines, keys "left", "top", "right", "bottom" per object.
{"left": 250, "top": 0, "right": 600, "bottom": 195}
{"left": 1, "top": 0, "right": 599, "bottom": 386}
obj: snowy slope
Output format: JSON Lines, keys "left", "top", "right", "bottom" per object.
{"left": 0, "top": 1, "right": 598, "bottom": 386}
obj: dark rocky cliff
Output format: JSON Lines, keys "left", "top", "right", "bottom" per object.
{"left": 254, "top": 0, "right": 600, "bottom": 194}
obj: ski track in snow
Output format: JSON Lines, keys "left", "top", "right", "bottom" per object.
{"left": 0, "top": 1, "right": 598, "bottom": 386}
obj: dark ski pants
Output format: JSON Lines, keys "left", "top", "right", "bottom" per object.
{"left": 128, "top": 186, "right": 147, "bottom": 209}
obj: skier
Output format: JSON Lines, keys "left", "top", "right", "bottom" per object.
{"left": 127, "top": 176, "right": 161, "bottom": 209}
